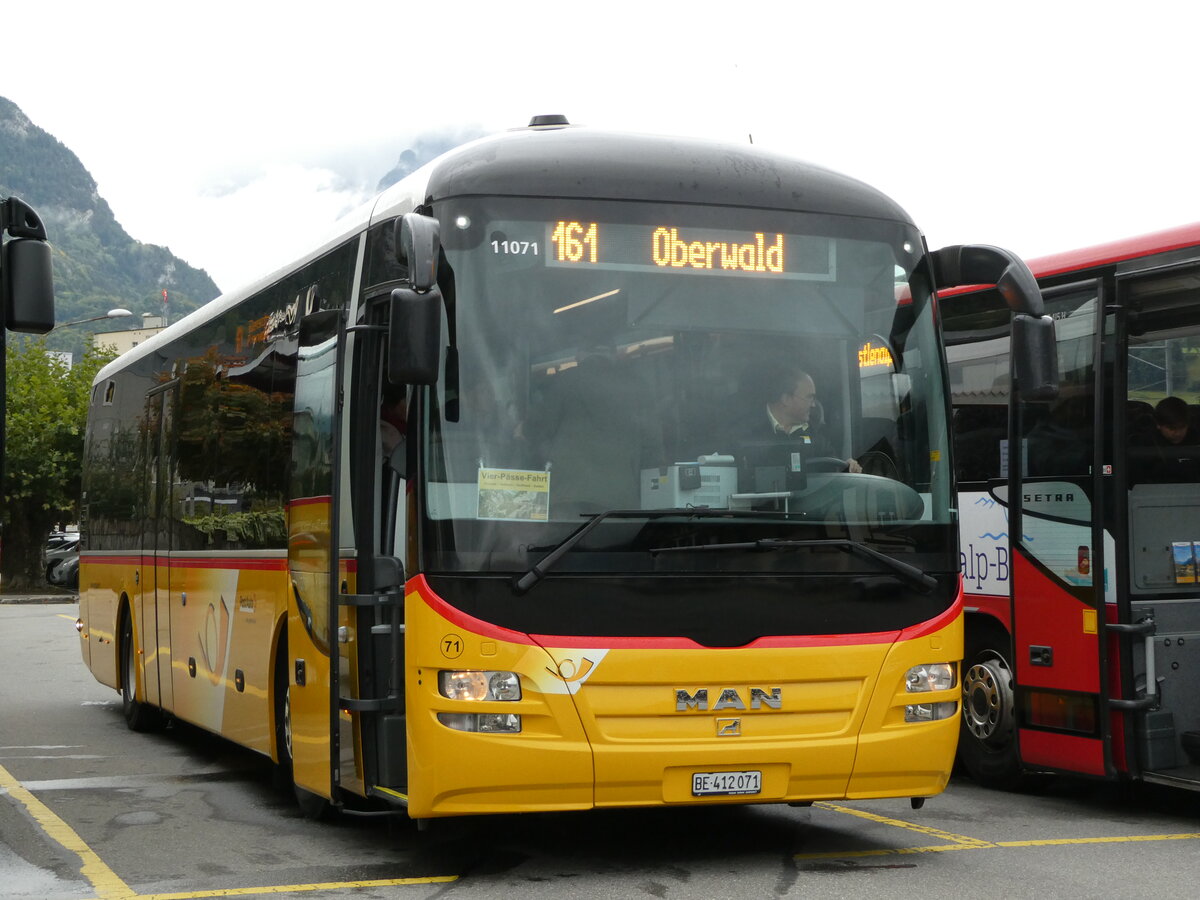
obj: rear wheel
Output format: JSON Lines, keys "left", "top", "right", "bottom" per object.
{"left": 959, "top": 633, "right": 1025, "bottom": 789}
{"left": 120, "top": 613, "right": 162, "bottom": 732}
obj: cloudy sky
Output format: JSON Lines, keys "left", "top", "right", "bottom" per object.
{"left": 6, "top": 1, "right": 1198, "bottom": 297}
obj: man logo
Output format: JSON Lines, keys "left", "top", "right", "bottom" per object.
{"left": 675, "top": 687, "right": 782, "bottom": 711}
{"left": 717, "top": 718, "right": 741, "bottom": 737}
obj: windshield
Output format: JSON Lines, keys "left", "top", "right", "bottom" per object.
{"left": 418, "top": 197, "right": 953, "bottom": 576}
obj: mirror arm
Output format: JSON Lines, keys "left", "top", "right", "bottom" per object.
{"left": 1, "top": 196, "right": 48, "bottom": 241}
{"left": 932, "top": 244, "right": 1043, "bottom": 316}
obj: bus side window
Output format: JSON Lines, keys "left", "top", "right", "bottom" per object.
{"left": 1127, "top": 399, "right": 1156, "bottom": 440}
{"left": 1026, "top": 396, "right": 1091, "bottom": 477}
{"left": 953, "top": 406, "right": 1006, "bottom": 484}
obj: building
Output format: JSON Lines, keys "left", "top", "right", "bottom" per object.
{"left": 95, "top": 314, "right": 166, "bottom": 356}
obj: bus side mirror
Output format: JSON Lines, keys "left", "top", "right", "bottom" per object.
{"left": 394, "top": 213, "right": 441, "bottom": 292}
{"left": 388, "top": 287, "right": 442, "bottom": 385}
{"left": 932, "top": 243, "right": 1059, "bottom": 401}
{"left": 1012, "top": 313, "right": 1059, "bottom": 401}
{"left": 2, "top": 236, "right": 55, "bottom": 334}
{"left": 931, "top": 244, "right": 1043, "bottom": 317}
{"left": 2, "top": 197, "right": 55, "bottom": 333}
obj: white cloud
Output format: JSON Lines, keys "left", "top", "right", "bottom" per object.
{"left": 4, "top": 0, "right": 1199, "bottom": 292}
{"left": 143, "top": 163, "right": 374, "bottom": 292}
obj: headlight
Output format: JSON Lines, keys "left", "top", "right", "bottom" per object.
{"left": 905, "top": 663, "right": 955, "bottom": 693}
{"left": 904, "top": 663, "right": 956, "bottom": 723}
{"left": 437, "top": 712, "right": 522, "bottom": 733}
{"left": 905, "top": 701, "right": 958, "bottom": 722}
{"left": 488, "top": 671, "right": 521, "bottom": 701}
{"left": 438, "top": 670, "right": 522, "bottom": 702}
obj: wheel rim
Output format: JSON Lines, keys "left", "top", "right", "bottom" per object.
{"left": 283, "top": 687, "right": 294, "bottom": 760}
{"left": 122, "top": 622, "right": 135, "bottom": 704}
{"left": 962, "top": 653, "right": 1014, "bottom": 743}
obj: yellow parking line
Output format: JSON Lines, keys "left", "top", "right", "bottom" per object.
{"left": 998, "top": 833, "right": 1200, "bottom": 847}
{"left": 797, "top": 803, "right": 1200, "bottom": 860}
{"left": 815, "top": 802, "right": 993, "bottom": 847}
{"left": 0, "top": 762, "right": 135, "bottom": 900}
{"left": 796, "top": 843, "right": 980, "bottom": 860}
{"left": 134, "top": 876, "right": 459, "bottom": 899}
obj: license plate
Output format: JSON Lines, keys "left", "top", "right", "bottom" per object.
{"left": 691, "top": 770, "right": 762, "bottom": 796}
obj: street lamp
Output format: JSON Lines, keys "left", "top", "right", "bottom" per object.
{"left": 50, "top": 308, "right": 133, "bottom": 331}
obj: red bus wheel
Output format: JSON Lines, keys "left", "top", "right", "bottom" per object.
{"left": 958, "top": 636, "right": 1024, "bottom": 789}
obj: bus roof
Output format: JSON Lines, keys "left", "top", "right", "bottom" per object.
{"left": 937, "top": 222, "right": 1200, "bottom": 304}
{"left": 1026, "top": 222, "right": 1200, "bottom": 279}
{"left": 96, "top": 120, "right": 918, "bottom": 386}
{"left": 372, "top": 121, "right": 914, "bottom": 225}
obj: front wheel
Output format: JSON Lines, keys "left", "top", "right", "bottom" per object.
{"left": 274, "top": 644, "right": 331, "bottom": 820}
{"left": 120, "top": 613, "right": 162, "bottom": 732}
{"left": 959, "top": 635, "right": 1025, "bottom": 789}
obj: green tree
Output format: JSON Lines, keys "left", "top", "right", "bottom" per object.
{"left": 2, "top": 337, "right": 116, "bottom": 590}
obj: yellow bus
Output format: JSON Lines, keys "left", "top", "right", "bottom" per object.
{"left": 76, "top": 116, "right": 1050, "bottom": 820}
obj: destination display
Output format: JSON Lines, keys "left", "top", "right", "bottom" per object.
{"left": 489, "top": 220, "right": 836, "bottom": 280}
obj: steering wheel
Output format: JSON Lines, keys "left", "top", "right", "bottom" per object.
{"left": 790, "top": 472, "right": 925, "bottom": 521}
{"left": 805, "top": 456, "right": 850, "bottom": 473}
{"left": 857, "top": 450, "right": 899, "bottom": 479}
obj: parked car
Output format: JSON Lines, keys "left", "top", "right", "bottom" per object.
{"left": 44, "top": 532, "right": 79, "bottom": 585}
{"left": 48, "top": 551, "right": 79, "bottom": 589}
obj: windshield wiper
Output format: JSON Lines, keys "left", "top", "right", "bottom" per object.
{"left": 650, "top": 538, "right": 937, "bottom": 593}
{"left": 513, "top": 507, "right": 779, "bottom": 594}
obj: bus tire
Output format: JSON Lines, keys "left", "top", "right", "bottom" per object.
{"left": 290, "top": 695, "right": 333, "bottom": 820}
{"left": 120, "top": 612, "right": 162, "bottom": 732}
{"left": 959, "top": 632, "right": 1025, "bottom": 789}
{"left": 274, "top": 649, "right": 332, "bottom": 820}
{"left": 272, "top": 637, "right": 293, "bottom": 792}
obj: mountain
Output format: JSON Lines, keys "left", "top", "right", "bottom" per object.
{"left": 0, "top": 96, "right": 220, "bottom": 356}
{"left": 376, "top": 128, "right": 486, "bottom": 192}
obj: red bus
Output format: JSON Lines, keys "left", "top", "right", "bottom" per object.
{"left": 945, "top": 223, "right": 1200, "bottom": 791}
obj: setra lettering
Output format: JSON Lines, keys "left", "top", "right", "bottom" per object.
{"left": 1023, "top": 492, "right": 1075, "bottom": 503}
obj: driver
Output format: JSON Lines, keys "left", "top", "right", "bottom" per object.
{"left": 754, "top": 364, "right": 862, "bottom": 473}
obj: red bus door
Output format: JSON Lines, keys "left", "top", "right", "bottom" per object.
{"left": 1008, "top": 281, "right": 1113, "bottom": 777}
{"left": 1115, "top": 267, "right": 1200, "bottom": 787}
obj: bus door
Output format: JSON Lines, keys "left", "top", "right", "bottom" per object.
{"left": 1118, "top": 267, "right": 1200, "bottom": 787}
{"left": 335, "top": 293, "right": 409, "bottom": 800}
{"left": 286, "top": 309, "right": 345, "bottom": 801}
{"left": 1008, "top": 281, "right": 1112, "bottom": 777}
{"left": 139, "top": 384, "right": 176, "bottom": 712}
